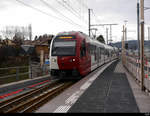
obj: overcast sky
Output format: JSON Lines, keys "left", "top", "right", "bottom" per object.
{"left": 0, "top": 0, "right": 150, "bottom": 42}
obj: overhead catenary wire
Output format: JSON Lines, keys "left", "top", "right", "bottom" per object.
{"left": 76, "top": 0, "right": 89, "bottom": 24}
{"left": 39, "top": 0, "right": 88, "bottom": 31}
{"left": 60, "top": 0, "right": 81, "bottom": 18}
{"left": 40, "top": 0, "right": 83, "bottom": 28}
{"left": 55, "top": 0, "right": 88, "bottom": 25}
{"left": 14, "top": 0, "right": 86, "bottom": 30}
{"left": 77, "top": 0, "right": 88, "bottom": 10}
{"left": 90, "top": 9, "right": 100, "bottom": 37}
{"left": 54, "top": 0, "right": 88, "bottom": 31}
{"left": 91, "top": 9, "right": 101, "bottom": 24}
{"left": 15, "top": 0, "right": 63, "bottom": 22}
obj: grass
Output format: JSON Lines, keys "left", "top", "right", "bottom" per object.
{"left": 0, "top": 66, "right": 29, "bottom": 85}
{"left": 0, "top": 73, "right": 29, "bottom": 85}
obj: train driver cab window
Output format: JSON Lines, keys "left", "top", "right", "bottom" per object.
{"left": 80, "top": 40, "right": 86, "bottom": 57}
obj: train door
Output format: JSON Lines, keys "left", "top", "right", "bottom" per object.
{"left": 79, "top": 40, "right": 90, "bottom": 75}
{"left": 103, "top": 48, "right": 105, "bottom": 63}
{"left": 97, "top": 47, "right": 100, "bottom": 66}
{"left": 102, "top": 47, "right": 105, "bottom": 64}
{"left": 105, "top": 49, "right": 109, "bottom": 63}
{"left": 104, "top": 49, "right": 107, "bottom": 63}
{"left": 99, "top": 47, "right": 103, "bottom": 66}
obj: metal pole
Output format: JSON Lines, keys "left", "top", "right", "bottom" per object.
{"left": 95, "top": 29, "right": 96, "bottom": 39}
{"left": 140, "top": 0, "right": 145, "bottom": 91}
{"left": 88, "top": 9, "right": 91, "bottom": 37}
{"left": 29, "top": 55, "right": 32, "bottom": 79}
{"left": 122, "top": 36, "right": 124, "bottom": 64}
{"left": 91, "top": 23, "right": 118, "bottom": 42}
{"left": 106, "top": 28, "right": 108, "bottom": 45}
{"left": 122, "top": 25, "right": 125, "bottom": 65}
{"left": 29, "top": 24, "right": 32, "bottom": 41}
{"left": 125, "top": 27, "right": 127, "bottom": 65}
{"left": 125, "top": 27, "right": 127, "bottom": 41}
{"left": 110, "top": 25, "right": 112, "bottom": 43}
{"left": 123, "top": 25, "right": 125, "bottom": 65}
{"left": 137, "top": 2, "right": 140, "bottom": 59}
{"left": 137, "top": 2, "right": 141, "bottom": 83}
{"left": 16, "top": 67, "right": 19, "bottom": 80}
{"left": 148, "top": 27, "right": 150, "bottom": 40}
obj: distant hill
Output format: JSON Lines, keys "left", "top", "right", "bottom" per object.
{"left": 111, "top": 40, "right": 150, "bottom": 50}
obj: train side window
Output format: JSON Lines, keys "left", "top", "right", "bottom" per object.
{"left": 80, "top": 40, "right": 86, "bottom": 57}
{"left": 102, "top": 48, "right": 104, "bottom": 55}
{"left": 106, "top": 49, "right": 109, "bottom": 57}
{"left": 108, "top": 50, "right": 110, "bottom": 57}
{"left": 90, "top": 44, "right": 93, "bottom": 55}
{"left": 94, "top": 46, "right": 97, "bottom": 61}
{"left": 101, "top": 48, "right": 103, "bottom": 55}
{"left": 87, "top": 43, "right": 90, "bottom": 54}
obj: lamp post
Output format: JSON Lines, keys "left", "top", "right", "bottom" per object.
{"left": 123, "top": 20, "right": 128, "bottom": 66}
{"left": 122, "top": 25, "right": 125, "bottom": 66}
{"left": 88, "top": 9, "right": 91, "bottom": 37}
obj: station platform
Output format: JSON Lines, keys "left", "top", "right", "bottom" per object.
{"left": 36, "top": 60, "right": 150, "bottom": 113}
{"left": 68, "top": 60, "right": 140, "bottom": 113}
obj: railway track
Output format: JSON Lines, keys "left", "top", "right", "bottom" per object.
{"left": 0, "top": 79, "right": 74, "bottom": 113}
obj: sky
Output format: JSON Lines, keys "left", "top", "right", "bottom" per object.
{"left": 0, "top": 0, "right": 150, "bottom": 43}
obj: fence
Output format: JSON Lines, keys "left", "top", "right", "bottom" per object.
{"left": 0, "top": 64, "right": 50, "bottom": 85}
{"left": 124, "top": 51, "right": 150, "bottom": 92}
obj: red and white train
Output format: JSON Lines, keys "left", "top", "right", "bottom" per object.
{"left": 49, "top": 31, "right": 118, "bottom": 79}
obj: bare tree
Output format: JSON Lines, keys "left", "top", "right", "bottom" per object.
{"left": 12, "top": 33, "right": 23, "bottom": 46}
{"left": 1, "top": 25, "right": 30, "bottom": 40}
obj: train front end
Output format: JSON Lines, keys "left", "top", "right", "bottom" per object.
{"left": 49, "top": 34, "right": 80, "bottom": 79}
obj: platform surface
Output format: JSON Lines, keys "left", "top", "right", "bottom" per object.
{"left": 68, "top": 60, "right": 140, "bottom": 113}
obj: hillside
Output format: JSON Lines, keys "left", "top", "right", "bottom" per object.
{"left": 111, "top": 40, "right": 150, "bottom": 50}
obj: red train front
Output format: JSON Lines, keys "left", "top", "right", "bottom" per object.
{"left": 49, "top": 31, "right": 91, "bottom": 79}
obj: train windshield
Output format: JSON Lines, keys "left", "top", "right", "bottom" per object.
{"left": 52, "top": 38, "right": 76, "bottom": 56}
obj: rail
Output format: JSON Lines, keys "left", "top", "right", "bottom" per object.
{"left": 0, "top": 79, "right": 74, "bottom": 113}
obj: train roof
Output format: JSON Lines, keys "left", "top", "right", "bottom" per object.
{"left": 56, "top": 31, "right": 92, "bottom": 42}
{"left": 103, "top": 44, "right": 114, "bottom": 50}
{"left": 56, "top": 31, "right": 114, "bottom": 50}
{"left": 91, "top": 39, "right": 105, "bottom": 48}
{"left": 113, "top": 46, "right": 119, "bottom": 51}
{"left": 57, "top": 31, "right": 78, "bottom": 36}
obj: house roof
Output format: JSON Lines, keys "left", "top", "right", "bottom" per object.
{"left": 23, "top": 35, "right": 53, "bottom": 46}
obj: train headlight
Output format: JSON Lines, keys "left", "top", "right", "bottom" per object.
{"left": 69, "top": 59, "right": 75, "bottom": 62}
